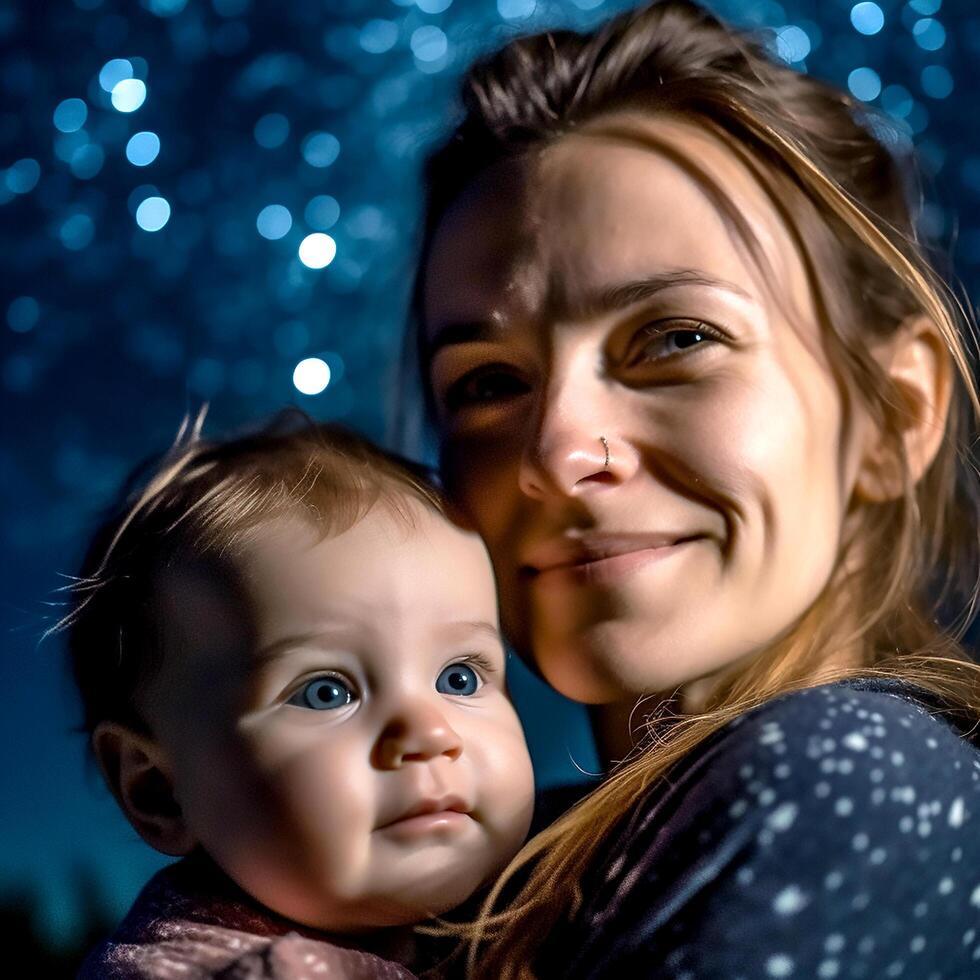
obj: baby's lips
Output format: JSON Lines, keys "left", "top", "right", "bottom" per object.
{"left": 376, "top": 792, "right": 471, "bottom": 830}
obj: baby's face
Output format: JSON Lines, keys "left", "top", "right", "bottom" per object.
{"left": 142, "top": 498, "right": 535, "bottom": 931}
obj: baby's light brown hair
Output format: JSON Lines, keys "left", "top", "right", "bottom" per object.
{"left": 57, "top": 410, "right": 446, "bottom": 749}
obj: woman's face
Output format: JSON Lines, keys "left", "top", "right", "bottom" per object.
{"left": 422, "top": 116, "right": 867, "bottom": 706}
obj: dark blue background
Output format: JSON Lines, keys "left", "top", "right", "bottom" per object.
{"left": 1, "top": 0, "right": 976, "bottom": 953}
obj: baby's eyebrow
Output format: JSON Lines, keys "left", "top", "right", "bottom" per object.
{"left": 250, "top": 621, "right": 502, "bottom": 666}
{"left": 433, "top": 620, "right": 502, "bottom": 641}
{"left": 251, "top": 625, "right": 361, "bottom": 665}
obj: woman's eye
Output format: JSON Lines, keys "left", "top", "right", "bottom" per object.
{"left": 287, "top": 675, "right": 357, "bottom": 711}
{"left": 634, "top": 320, "right": 721, "bottom": 363}
{"left": 435, "top": 662, "right": 482, "bottom": 696}
{"left": 443, "top": 366, "right": 528, "bottom": 412}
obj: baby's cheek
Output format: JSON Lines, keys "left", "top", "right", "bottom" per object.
{"left": 476, "top": 726, "right": 535, "bottom": 839}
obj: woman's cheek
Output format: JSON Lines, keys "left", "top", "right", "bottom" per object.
{"left": 443, "top": 431, "right": 519, "bottom": 528}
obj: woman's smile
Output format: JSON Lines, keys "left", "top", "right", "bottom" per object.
{"left": 522, "top": 533, "right": 704, "bottom": 589}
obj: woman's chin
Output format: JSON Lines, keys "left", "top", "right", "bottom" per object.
{"left": 534, "top": 636, "right": 685, "bottom": 705}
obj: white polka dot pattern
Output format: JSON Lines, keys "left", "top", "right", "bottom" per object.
{"left": 541, "top": 679, "right": 980, "bottom": 979}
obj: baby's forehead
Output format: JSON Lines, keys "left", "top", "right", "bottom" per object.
{"left": 235, "top": 495, "right": 485, "bottom": 566}
{"left": 146, "top": 496, "right": 497, "bottom": 661}
{"left": 230, "top": 501, "right": 499, "bottom": 624}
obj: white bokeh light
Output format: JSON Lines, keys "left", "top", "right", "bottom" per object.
{"left": 111, "top": 78, "right": 147, "bottom": 113}
{"left": 298, "top": 233, "right": 336, "bottom": 269}
{"left": 293, "top": 357, "right": 331, "bottom": 395}
{"left": 135, "top": 196, "right": 171, "bottom": 232}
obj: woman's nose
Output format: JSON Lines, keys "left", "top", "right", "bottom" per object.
{"left": 372, "top": 699, "right": 464, "bottom": 770}
{"left": 517, "top": 376, "right": 637, "bottom": 500}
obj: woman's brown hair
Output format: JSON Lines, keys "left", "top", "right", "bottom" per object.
{"left": 404, "top": 1, "right": 980, "bottom": 975}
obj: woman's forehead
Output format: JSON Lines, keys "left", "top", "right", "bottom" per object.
{"left": 422, "top": 115, "right": 812, "bottom": 334}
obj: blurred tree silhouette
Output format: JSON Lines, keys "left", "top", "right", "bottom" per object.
{"left": 0, "top": 865, "right": 115, "bottom": 976}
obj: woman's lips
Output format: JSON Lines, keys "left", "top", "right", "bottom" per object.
{"left": 525, "top": 537, "right": 700, "bottom": 588}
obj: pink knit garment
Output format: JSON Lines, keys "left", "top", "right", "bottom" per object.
{"left": 78, "top": 856, "right": 418, "bottom": 980}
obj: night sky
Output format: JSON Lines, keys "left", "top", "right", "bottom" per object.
{"left": 2, "top": 0, "right": 977, "bottom": 947}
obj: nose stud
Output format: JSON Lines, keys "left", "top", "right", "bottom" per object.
{"left": 599, "top": 436, "right": 610, "bottom": 470}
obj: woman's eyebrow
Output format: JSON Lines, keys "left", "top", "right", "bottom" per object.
{"left": 426, "top": 271, "right": 751, "bottom": 361}
{"left": 424, "top": 320, "right": 501, "bottom": 366}
{"left": 581, "top": 270, "right": 753, "bottom": 317}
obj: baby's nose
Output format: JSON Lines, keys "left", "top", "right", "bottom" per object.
{"left": 372, "top": 701, "right": 463, "bottom": 770}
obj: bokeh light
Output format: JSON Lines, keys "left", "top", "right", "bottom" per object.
{"left": 135, "top": 196, "right": 171, "bottom": 232}
{"left": 913, "top": 17, "right": 946, "bottom": 51}
{"left": 850, "top": 2, "right": 884, "bottom": 36}
{"left": 98, "top": 58, "right": 133, "bottom": 92}
{"left": 775, "top": 25, "right": 811, "bottom": 64}
{"left": 54, "top": 130, "right": 88, "bottom": 164}
{"left": 53, "top": 98, "right": 88, "bottom": 133}
{"left": 69, "top": 143, "right": 105, "bottom": 180}
{"left": 848, "top": 66, "right": 882, "bottom": 102}
{"left": 59, "top": 213, "right": 95, "bottom": 250}
{"left": 111, "top": 78, "right": 147, "bottom": 113}
{"left": 253, "top": 112, "right": 289, "bottom": 149}
{"left": 148, "top": 0, "right": 188, "bottom": 16}
{"left": 301, "top": 131, "right": 340, "bottom": 168}
{"left": 497, "top": 0, "right": 536, "bottom": 19}
{"left": 125, "top": 131, "right": 161, "bottom": 166}
{"left": 921, "top": 64, "right": 953, "bottom": 99}
{"left": 304, "top": 194, "right": 340, "bottom": 230}
{"left": 417, "top": 0, "right": 453, "bottom": 13}
{"left": 3, "top": 355, "right": 35, "bottom": 392}
{"left": 6, "top": 297, "right": 39, "bottom": 333}
{"left": 410, "top": 25, "right": 448, "bottom": 62}
{"left": 256, "top": 204, "right": 292, "bottom": 240}
{"left": 360, "top": 19, "right": 399, "bottom": 54}
{"left": 5, "top": 158, "right": 41, "bottom": 194}
{"left": 881, "top": 83, "right": 914, "bottom": 118}
{"left": 298, "top": 233, "right": 336, "bottom": 268}
{"left": 128, "top": 183, "right": 160, "bottom": 215}
{"left": 292, "top": 356, "right": 331, "bottom": 395}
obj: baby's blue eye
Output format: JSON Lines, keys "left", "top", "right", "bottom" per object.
{"left": 436, "top": 662, "right": 481, "bottom": 696}
{"left": 287, "top": 676, "right": 356, "bottom": 711}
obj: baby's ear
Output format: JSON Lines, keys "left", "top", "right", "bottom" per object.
{"left": 854, "top": 315, "right": 953, "bottom": 503}
{"left": 91, "top": 722, "right": 196, "bottom": 857}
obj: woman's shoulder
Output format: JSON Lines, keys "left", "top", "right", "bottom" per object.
{"left": 730, "top": 673, "right": 978, "bottom": 732}
{"left": 622, "top": 676, "right": 980, "bottom": 865}
{"left": 705, "top": 675, "right": 980, "bottom": 775}
{"left": 562, "top": 679, "right": 980, "bottom": 978}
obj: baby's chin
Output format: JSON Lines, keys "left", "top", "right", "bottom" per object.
{"left": 250, "top": 861, "right": 498, "bottom": 934}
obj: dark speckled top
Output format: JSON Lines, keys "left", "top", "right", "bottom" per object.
{"left": 539, "top": 678, "right": 980, "bottom": 980}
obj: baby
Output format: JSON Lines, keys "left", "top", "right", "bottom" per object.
{"left": 65, "top": 414, "right": 535, "bottom": 979}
